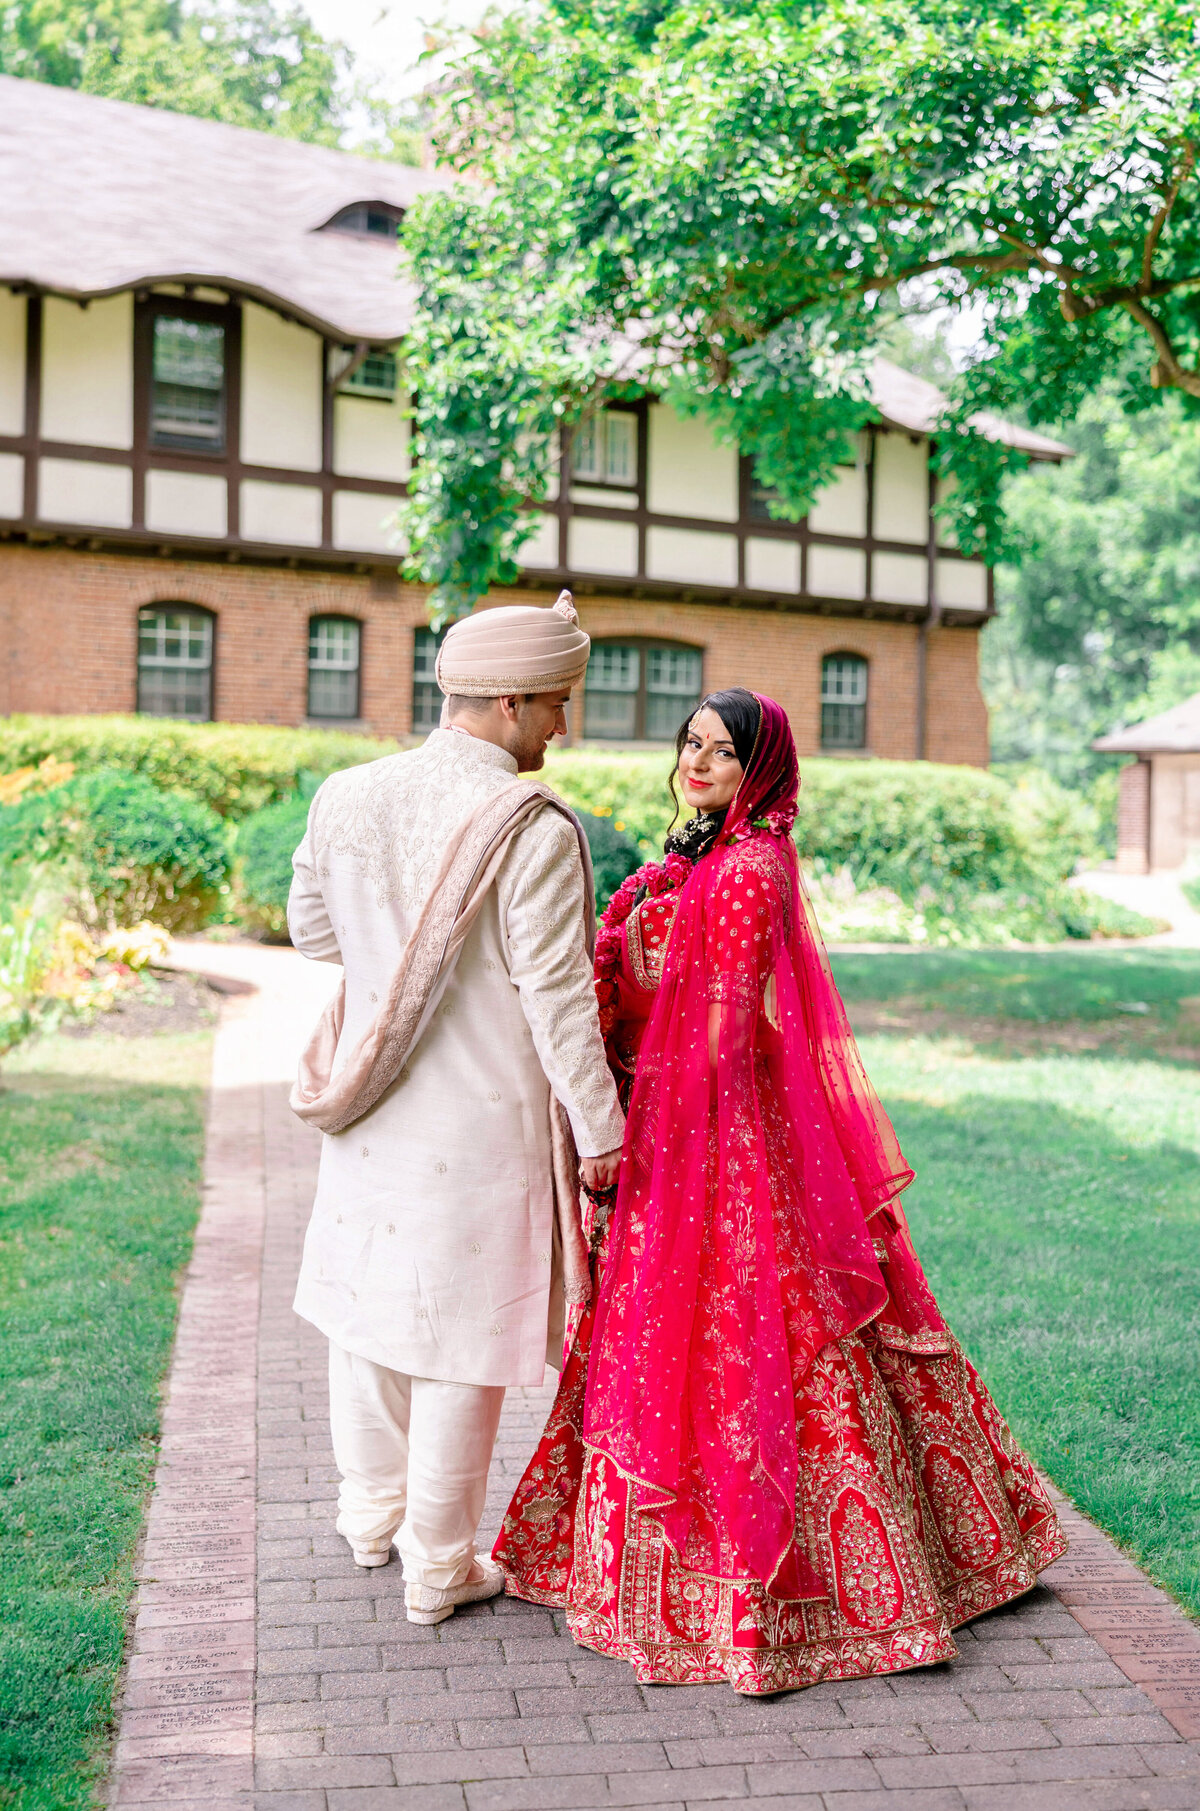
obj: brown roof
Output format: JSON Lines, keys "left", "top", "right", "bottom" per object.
{"left": 1093, "top": 693, "right": 1200, "bottom": 754}
{"left": 0, "top": 78, "right": 1073, "bottom": 462}
{"left": 0, "top": 74, "right": 446, "bottom": 342}
{"left": 869, "top": 358, "right": 1071, "bottom": 462}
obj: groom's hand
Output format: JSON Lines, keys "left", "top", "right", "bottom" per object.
{"left": 580, "top": 1147, "right": 622, "bottom": 1191}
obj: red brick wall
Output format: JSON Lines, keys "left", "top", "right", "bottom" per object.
{"left": 0, "top": 546, "right": 990, "bottom": 766}
{"left": 0, "top": 544, "right": 429, "bottom": 736}
{"left": 923, "top": 624, "right": 990, "bottom": 768}
{"left": 1116, "top": 759, "right": 1150, "bottom": 874}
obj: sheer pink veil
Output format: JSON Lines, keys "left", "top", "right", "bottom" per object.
{"left": 584, "top": 695, "right": 933, "bottom": 1599}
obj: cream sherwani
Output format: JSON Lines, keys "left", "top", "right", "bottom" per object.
{"left": 288, "top": 728, "right": 625, "bottom": 1390}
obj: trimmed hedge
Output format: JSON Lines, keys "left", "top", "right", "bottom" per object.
{"left": 0, "top": 770, "right": 228, "bottom": 933}
{"left": 545, "top": 749, "right": 1101, "bottom": 897}
{"left": 234, "top": 794, "right": 311, "bottom": 939}
{"left": 576, "top": 811, "right": 642, "bottom": 908}
{"left": 0, "top": 716, "right": 398, "bottom": 820}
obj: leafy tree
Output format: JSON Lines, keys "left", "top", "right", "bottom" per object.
{"left": 399, "top": 0, "right": 1200, "bottom": 619}
{"left": 0, "top": 0, "right": 422, "bottom": 156}
{"left": 984, "top": 386, "right": 1200, "bottom": 785}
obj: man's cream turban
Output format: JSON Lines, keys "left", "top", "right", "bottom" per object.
{"left": 435, "top": 592, "right": 590, "bottom": 698}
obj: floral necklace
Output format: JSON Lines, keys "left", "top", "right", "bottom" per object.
{"left": 594, "top": 849, "right": 693, "bottom": 1028}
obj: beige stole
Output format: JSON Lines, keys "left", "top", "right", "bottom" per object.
{"left": 290, "top": 779, "right": 596, "bottom": 1307}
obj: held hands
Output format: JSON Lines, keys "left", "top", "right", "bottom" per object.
{"left": 580, "top": 1147, "right": 622, "bottom": 1193}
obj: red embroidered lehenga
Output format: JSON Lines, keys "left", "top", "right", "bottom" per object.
{"left": 495, "top": 697, "right": 1066, "bottom": 1694}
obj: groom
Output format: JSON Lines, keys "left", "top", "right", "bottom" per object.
{"left": 287, "top": 596, "right": 624, "bottom": 1624}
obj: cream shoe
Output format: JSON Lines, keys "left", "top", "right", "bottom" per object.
{"left": 350, "top": 1544, "right": 391, "bottom": 1568}
{"left": 405, "top": 1557, "right": 505, "bottom": 1625}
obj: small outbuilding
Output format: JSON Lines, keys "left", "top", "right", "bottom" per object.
{"left": 1094, "top": 694, "right": 1200, "bottom": 873}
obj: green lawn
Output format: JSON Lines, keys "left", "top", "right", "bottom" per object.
{"left": 0, "top": 1027, "right": 210, "bottom": 1811}
{"left": 831, "top": 947, "right": 1200, "bottom": 1622}
{"left": 833, "top": 944, "right": 1200, "bottom": 1024}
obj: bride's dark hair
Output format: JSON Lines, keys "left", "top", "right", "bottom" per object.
{"left": 664, "top": 687, "right": 762, "bottom": 858}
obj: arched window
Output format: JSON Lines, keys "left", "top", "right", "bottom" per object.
{"left": 308, "top": 616, "right": 361, "bottom": 720}
{"left": 137, "top": 605, "right": 214, "bottom": 720}
{"left": 584, "top": 641, "right": 703, "bottom": 741}
{"left": 820, "top": 652, "right": 868, "bottom": 750}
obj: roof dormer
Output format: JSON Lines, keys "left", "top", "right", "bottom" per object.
{"left": 319, "top": 201, "right": 405, "bottom": 240}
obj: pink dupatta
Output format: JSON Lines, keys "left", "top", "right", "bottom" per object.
{"left": 583, "top": 697, "right": 941, "bottom": 1598}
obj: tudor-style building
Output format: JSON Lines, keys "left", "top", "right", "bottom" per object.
{"left": 0, "top": 76, "right": 1069, "bottom": 761}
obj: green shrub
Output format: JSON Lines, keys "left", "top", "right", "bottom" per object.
{"left": 0, "top": 770, "right": 228, "bottom": 933}
{"left": 1182, "top": 875, "right": 1200, "bottom": 914}
{"left": 544, "top": 749, "right": 675, "bottom": 854}
{"left": 792, "top": 758, "right": 1060, "bottom": 896}
{"left": 234, "top": 794, "right": 311, "bottom": 939}
{"left": 576, "top": 811, "right": 642, "bottom": 908}
{"left": 0, "top": 716, "right": 397, "bottom": 820}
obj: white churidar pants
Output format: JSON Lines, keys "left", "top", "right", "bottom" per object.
{"left": 327, "top": 1343, "right": 505, "bottom": 1589}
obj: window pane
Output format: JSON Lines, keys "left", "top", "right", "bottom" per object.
{"left": 151, "top": 316, "right": 225, "bottom": 449}
{"left": 571, "top": 416, "right": 602, "bottom": 481}
{"left": 821, "top": 655, "right": 868, "bottom": 704}
{"left": 589, "top": 646, "right": 640, "bottom": 691}
{"left": 153, "top": 318, "right": 224, "bottom": 389}
{"left": 412, "top": 628, "right": 446, "bottom": 730}
{"left": 821, "top": 702, "right": 866, "bottom": 749}
{"left": 309, "top": 619, "right": 360, "bottom": 670}
{"left": 646, "top": 647, "right": 701, "bottom": 695}
{"left": 342, "top": 350, "right": 398, "bottom": 399}
{"left": 748, "top": 474, "right": 782, "bottom": 520}
{"left": 412, "top": 684, "right": 442, "bottom": 731}
{"left": 309, "top": 668, "right": 359, "bottom": 719}
{"left": 584, "top": 688, "right": 638, "bottom": 739}
{"left": 643, "top": 690, "right": 690, "bottom": 740}
{"left": 137, "top": 607, "right": 213, "bottom": 721}
{"left": 604, "top": 412, "right": 638, "bottom": 485}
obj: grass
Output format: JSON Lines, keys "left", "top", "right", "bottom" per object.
{"left": 832, "top": 944, "right": 1200, "bottom": 1024}
{"left": 830, "top": 945, "right": 1200, "bottom": 1622}
{"left": 0, "top": 1026, "right": 210, "bottom": 1811}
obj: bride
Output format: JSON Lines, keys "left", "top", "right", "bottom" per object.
{"left": 495, "top": 688, "right": 1066, "bottom": 1694}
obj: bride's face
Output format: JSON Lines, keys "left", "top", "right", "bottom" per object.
{"left": 678, "top": 707, "right": 743, "bottom": 811}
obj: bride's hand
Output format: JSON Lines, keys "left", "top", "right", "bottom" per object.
{"left": 580, "top": 1147, "right": 621, "bottom": 1191}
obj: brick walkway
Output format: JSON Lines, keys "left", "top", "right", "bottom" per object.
{"left": 112, "top": 946, "right": 1200, "bottom": 1811}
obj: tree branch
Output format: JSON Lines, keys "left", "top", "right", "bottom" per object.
{"left": 1141, "top": 141, "right": 1196, "bottom": 294}
{"left": 1122, "top": 297, "right": 1200, "bottom": 398}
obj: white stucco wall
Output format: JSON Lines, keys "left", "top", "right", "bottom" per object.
{"left": 517, "top": 512, "right": 560, "bottom": 570}
{"left": 934, "top": 474, "right": 958, "bottom": 548}
{"left": 39, "top": 456, "right": 132, "bottom": 527}
{"left": 332, "top": 392, "right": 411, "bottom": 482}
{"left": 872, "top": 433, "right": 929, "bottom": 544}
{"left": 145, "top": 469, "right": 228, "bottom": 539}
{"left": 241, "top": 478, "right": 322, "bottom": 545}
{"left": 568, "top": 516, "right": 639, "bottom": 577}
{"left": 0, "top": 452, "right": 24, "bottom": 518}
{"left": 331, "top": 489, "right": 405, "bottom": 555}
{"left": 809, "top": 463, "right": 867, "bottom": 537}
{"left": 808, "top": 545, "right": 866, "bottom": 599}
{"left": 0, "top": 292, "right": 25, "bottom": 437}
{"left": 744, "top": 536, "right": 801, "bottom": 594}
{"left": 240, "top": 304, "right": 322, "bottom": 472}
{"left": 41, "top": 295, "right": 133, "bottom": 450}
{"left": 873, "top": 550, "right": 929, "bottom": 605}
{"left": 936, "top": 559, "right": 987, "bottom": 611}
{"left": 646, "top": 525, "right": 738, "bottom": 587}
{"left": 647, "top": 404, "right": 738, "bottom": 522}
